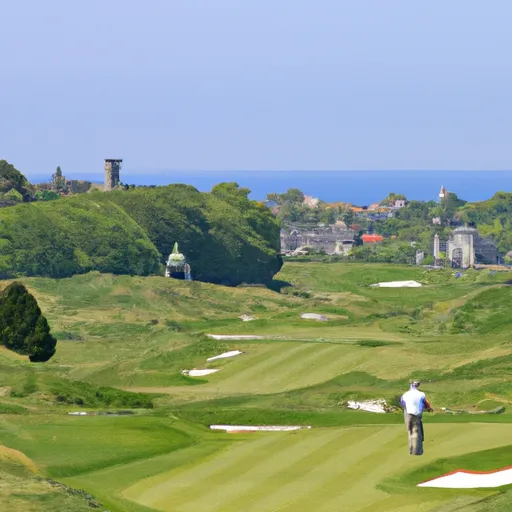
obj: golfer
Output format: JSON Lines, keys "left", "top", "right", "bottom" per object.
{"left": 400, "top": 380, "right": 433, "bottom": 456}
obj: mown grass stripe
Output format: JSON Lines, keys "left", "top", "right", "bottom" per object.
{"left": 249, "top": 426, "right": 402, "bottom": 512}
{"left": 213, "top": 343, "right": 316, "bottom": 393}
{"left": 134, "top": 433, "right": 284, "bottom": 508}
{"left": 266, "top": 344, "right": 350, "bottom": 391}
{"left": 274, "top": 345, "right": 375, "bottom": 391}
{"left": 172, "top": 429, "right": 343, "bottom": 512}
{"left": 221, "top": 426, "right": 384, "bottom": 512}
{"left": 314, "top": 428, "right": 421, "bottom": 512}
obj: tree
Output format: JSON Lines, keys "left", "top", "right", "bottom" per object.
{"left": 52, "top": 166, "right": 66, "bottom": 191}
{"left": 0, "top": 282, "right": 57, "bottom": 362}
{"left": 0, "top": 160, "right": 33, "bottom": 201}
{"left": 381, "top": 192, "right": 407, "bottom": 207}
{"left": 266, "top": 188, "right": 305, "bottom": 206}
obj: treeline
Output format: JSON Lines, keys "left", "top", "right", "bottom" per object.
{"left": 0, "top": 176, "right": 282, "bottom": 285}
{"left": 267, "top": 188, "right": 355, "bottom": 226}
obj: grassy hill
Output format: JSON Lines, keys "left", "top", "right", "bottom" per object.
{"left": 0, "top": 183, "right": 282, "bottom": 285}
{"left": 0, "top": 262, "right": 512, "bottom": 511}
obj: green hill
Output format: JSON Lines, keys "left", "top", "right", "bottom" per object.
{"left": 0, "top": 182, "right": 282, "bottom": 285}
{"left": 95, "top": 182, "right": 282, "bottom": 285}
{"left": 0, "top": 195, "right": 161, "bottom": 278}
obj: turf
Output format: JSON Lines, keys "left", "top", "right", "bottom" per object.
{"left": 118, "top": 424, "right": 512, "bottom": 512}
{"left": 0, "top": 262, "right": 511, "bottom": 511}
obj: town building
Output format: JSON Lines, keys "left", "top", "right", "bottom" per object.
{"left": 280, "top": 222, "right": 355, "bottom": 255}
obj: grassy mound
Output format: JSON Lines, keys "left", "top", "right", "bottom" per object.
{"left": 0, "top": 196, "right": 160, "bottom": 278}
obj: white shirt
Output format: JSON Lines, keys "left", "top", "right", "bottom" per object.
{"left": 401, "top": 387, "right": 427, "bottom": 416}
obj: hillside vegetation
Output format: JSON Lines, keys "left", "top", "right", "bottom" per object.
{"left": 95, "top": 182, "right": 282, "bottom": 285}
{"left": 0, "top": 160, "right": 33, "bottom": 204}
{"left": 0, "top": 179, "right": 282, "bottom": 285}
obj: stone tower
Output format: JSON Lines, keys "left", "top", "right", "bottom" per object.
{"left": 104, "top": 159, "right": 122, "bottom": 191}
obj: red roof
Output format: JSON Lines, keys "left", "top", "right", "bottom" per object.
{"left": 362, "top": 234, "right": 384, "bottom": 243}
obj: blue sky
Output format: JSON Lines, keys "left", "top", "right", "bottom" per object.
{"left": 2, "top": 1, "right": 511, "bottom": 177}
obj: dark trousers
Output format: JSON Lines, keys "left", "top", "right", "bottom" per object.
{"left": 404, "top": 412, "right": 424, "bottom": 455}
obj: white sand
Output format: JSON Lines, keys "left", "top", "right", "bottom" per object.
{"left": 210, "top": 425, "right": 312, "bottom": 432}
{"left": 300, "top": 313, "right": 328, "bottom": 321}
{"left": 206, "top": 334, "right": 265, "bottom": 340}
{"left": 182, "top": 369, "right": 219, "bottom": 377}
{"left": 370, "top": 280, "right": 422, "bottom": 288}
{"left": 347, "top": 399, "right": 387, "bottom": 413}
{"left": 239, "top": 314, "right": 257, "bottom": 322}
{"left": 206, "top": 350, "right": 243, "bottom": 362}
{"left": 418, "top": 467, "right": 512, "bottom": 488}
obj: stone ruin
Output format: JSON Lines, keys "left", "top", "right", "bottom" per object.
{"left": 165, "top": 242, "right": 192, "bottom": 280}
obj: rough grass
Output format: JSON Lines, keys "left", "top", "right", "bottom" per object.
{"left": 0, "top": 415, "right": 192, "bottom": 479}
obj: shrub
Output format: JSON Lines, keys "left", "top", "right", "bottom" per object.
{"left": 0, "top": 282, "right": 57, "bottom": 362}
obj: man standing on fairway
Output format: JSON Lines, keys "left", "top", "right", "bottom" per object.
{"left": 400, "top": 380, "right": 433, "bottom": 456}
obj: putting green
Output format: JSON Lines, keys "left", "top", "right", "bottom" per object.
{"left": 121, "top": 423, "right": 511, "bottom": 512}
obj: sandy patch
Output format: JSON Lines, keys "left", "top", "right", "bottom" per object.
{"left": 206, "top": 351, "right": 243, "bottom": 362}
{"left": 182, "top": 369, "right": 219, "bottom": 377}
{"left": 210, "top": 425, "right": 311, "bottom": 433}
{"left": 418, "top": 466, "right": 512, "bottom": 488}
{"left": 206, "top": 335, "right": 265, "bottom": 340}
{"left": 370, "top": 280, "right": 422, "bottom": 288}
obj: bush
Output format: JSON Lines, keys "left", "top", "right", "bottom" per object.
{"left": 49, "top": 380, "right": 154, "bottom": 408}
{"left": 0, "top": 282, "right": 57, "bottom": 362}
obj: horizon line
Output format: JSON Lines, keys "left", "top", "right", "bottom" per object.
{"left": 25, "top": 168, "right": 512, "bottom": 176}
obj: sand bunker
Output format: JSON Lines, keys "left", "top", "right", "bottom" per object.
{"left": 206, "top": 334, "right": 265, "bottom": 340}
{"left": 370, "top": 280, "right": 422, "bottom": 288}
{"left": 300, "top": 313, "right": 328, "bottom": 321}
{"left": 239, "top": 314, "right": 257, "bottom": 322}
{"left": 418, "top": 466, "right": 512, "bottom": 488}
{"left": 206, "top": 350, "right": 243, "bottom": 362}
{"left": 347, "top": 399, "right": 388, "bottom": 413}
{"left": 181, "top": 369, "right": 219, "bottom": 377}
{"left": 210, "top": 425, "right": 312, "bottom": 433}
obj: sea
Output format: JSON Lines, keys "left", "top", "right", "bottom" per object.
{"left": 26, "top": 170, "right": 512, "bottom": 206}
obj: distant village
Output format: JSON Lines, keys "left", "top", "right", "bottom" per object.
{"left": 279, "top": 194, "right": 406, "bottom": 255}
{"left": 278, "top": 186, "right": 501, "bottom": 269}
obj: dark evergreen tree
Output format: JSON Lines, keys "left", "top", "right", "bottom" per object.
{"left": 0, "top": 282, "right": 57, "bottom": 362}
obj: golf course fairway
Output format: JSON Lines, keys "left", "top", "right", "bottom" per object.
{"left": 118, "top": 423, "right": 511, "bottom": 512}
